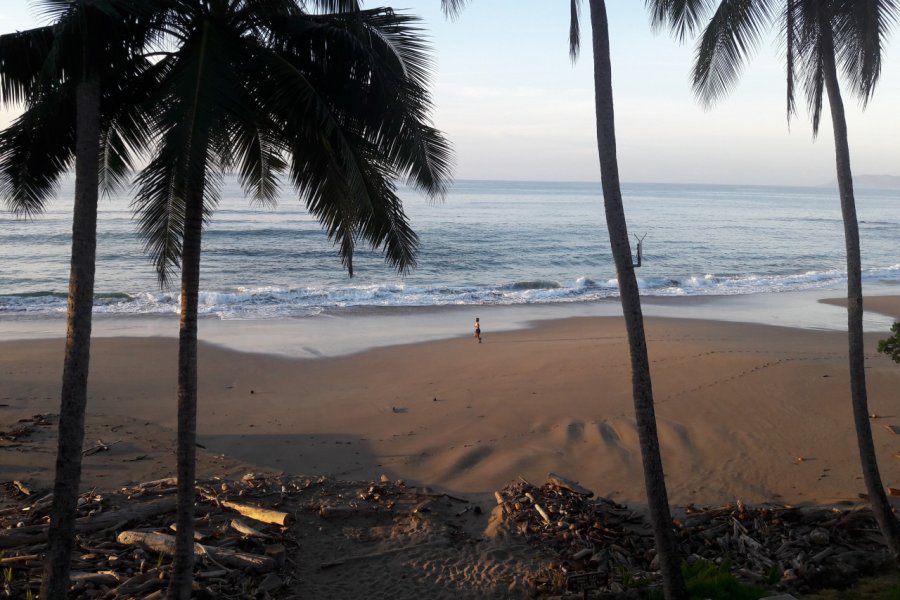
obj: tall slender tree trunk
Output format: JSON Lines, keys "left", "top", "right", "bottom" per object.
{"left": 587, "top": 1, "right": 687, "bottom": 597}
{"left": 168, "top": 142, "right": 209, "bottom": 599}
{"left": 40, "top": 75, "right": 101, "bottom": 600}
{"left": 821, "top": 26, "right": 900, "bottom": 559}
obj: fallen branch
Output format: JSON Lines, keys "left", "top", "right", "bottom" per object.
{"left": 117, "top": 530, "right": 276, "bottom": 572}
{"left": 83, "top": 439, "right": 122, "bottom": 456}
{"left": 0, "top": 554, "right": 39, "bottom": 565}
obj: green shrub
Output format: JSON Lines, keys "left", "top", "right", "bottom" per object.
{"left": 648, "top": 560, "right": 769, "bottom": 600}
{"left": 878, "top": 322, "right": 900, "bottom": 363}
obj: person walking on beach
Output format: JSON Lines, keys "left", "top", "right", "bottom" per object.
{"left": 474, "top": 317, "right": 482, "bottom": 343}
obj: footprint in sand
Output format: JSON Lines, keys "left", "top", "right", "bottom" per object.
{"left": 565, "top": 420, "right": 585, "bottom": 443}
{"left": 446, "top": 445, "right": 494, "bottom": 477}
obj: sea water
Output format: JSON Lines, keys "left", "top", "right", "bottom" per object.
{"left": 1, "top": 177, "right": 899, "bottom": 327}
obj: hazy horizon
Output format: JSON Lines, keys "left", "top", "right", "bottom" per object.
{"left": 1, "top": 2, "right": 898, "bottom": 187}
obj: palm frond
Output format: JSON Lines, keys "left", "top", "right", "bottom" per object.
{"left": 783, "top": 0, "right": 798, "bottom": 122}
{"left": 351, "top": 162, "right": 418, "bottom": 274}
{"left": 798, "top": 2, "right": 828, "bottom": 136}
{"left": 692, "top": 0, "right": 773, "bottom": 108}
{"left": 303, "top": 0, "right": 361, "bottom": 14}
{"left": 132, "top": 150, "right": 187, "bottom": 287}
{"left": 30, "top": 0, "right": 74, "bottom": 25}
{"left": 0, "top": 84, "right": 74, "bottom": 217}
{"left": 646, "top": 0, "right": 717, "bottom": 41}
{"left": 570, "top": 0, "right": 581, "bottom": 61}
{"left": 98, "top": 126, "right": 132, "bottom": 197}
{"left": 221, "top": 115, "right": 287, "bottom": 208}
{"left": 286, "top": 130, "right": 367, "bottom": 275}
{"left": 832, "top": 0, "right": 899, "bottom": 105}
{"left": 270, "top": 9, "right": 453, "bottom": 197}
{"left": 440, "top": 0, "right": 469, "bottom": 20}
{"left": 0, "top": 26, "right": 55, "bottom": 106}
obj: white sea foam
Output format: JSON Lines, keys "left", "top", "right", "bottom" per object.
{"left": 3, "top": 264, "right": 899, "bottom": 319}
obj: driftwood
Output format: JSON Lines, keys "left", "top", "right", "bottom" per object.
{"left": 69, "top": 571, "right": 121, "bottom": 585}
{"left": 548, "top": 472, "right": 593, "bottom": 497}
{"left": 132, "top": 477, "right": 178, "bottom": 489}
{"left": 0, "top": 497, "right": 176, "bottom": 549}
{"left": 82, "top": 438, "right": 122, "bottom": 456}
{"left": 201, "top": 493, "right": 293, "bottom": 526}
{"left": 0, "top": 554, "right": 39, "bottom": 564}
{"left": 499, "top": 475, "right": 893, "bottom": 596}
{"left": 230, "top": 518, "right": 269, "bottom": 539}
{"left": 117, "top": 530, "right": 276, "bottom": 572}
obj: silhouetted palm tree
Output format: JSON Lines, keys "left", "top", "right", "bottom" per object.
{"left": 650, "top": 0, "right": 900, "bottom": 559}
{"left": 441, "top": 1, "right": 689, "bottom": 597}
{"left": 0, "top": 2, "right": 164, "bottom": 596}
{"left": 131, "top": 1, "right": 452, "bottom": 596}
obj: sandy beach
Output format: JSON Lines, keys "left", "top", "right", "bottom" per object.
{"left": 3, "top": 296, "right": 900, "bottom": 510}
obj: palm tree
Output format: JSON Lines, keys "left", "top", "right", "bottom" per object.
{"left": 130, "top": 2, "right": 452, "bottom": 596}
{"left": 0, "top": 2, "right": 164, "bottom": 597}
{"left": 441, "top": 1, "right": 689, "bottom": 597}
{"left": 649, "top": 0, "right": 900, "bottom": 559}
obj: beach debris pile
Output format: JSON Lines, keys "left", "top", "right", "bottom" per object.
{"left": 1, "top": 468, "right": 893, "bottom": 598}
{"left": 0, "top": 472, "right": 537, "bottom": 599}
{"left": 0, "top": 475, "right": 302, "bottom": 599}
{"left": 496, "top": 473, "right": 893, "bottom": 596}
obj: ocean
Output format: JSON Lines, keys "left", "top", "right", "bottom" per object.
{"left": 1, "top": 178, "right": 899, "bottom": 341}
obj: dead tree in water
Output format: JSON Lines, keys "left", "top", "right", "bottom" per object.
{"left": 633, "top": 234, "right": 647, "bottom": 268}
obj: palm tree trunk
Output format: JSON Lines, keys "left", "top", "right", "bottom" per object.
{"left": 587, "top": 1, "right": 687, "bottom": 597}
{"left": 40, "top": 74, "right": 101, "bottom": 600}
{"left": 821, "top": 26, "right": 900, "bottom": 559}
{"left": 168, "top": 142, "right": 209, "bottom": 599}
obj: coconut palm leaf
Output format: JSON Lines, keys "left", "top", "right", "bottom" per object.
{"left": 221, "top": 115, "right": 287, "bottom": 207}
{"left": 795, "top": 1, "right": 828, "bottom": 134}
{"left": 570, "top": 0, "right": 581, "bottom": 59}
{"left": 692, "top": 0, "right": 773, "bottom": 108}
{"left": 0, "top": 27, "right": 54, "bottom": 105}
{"left": 832, "top": 0, "right": 898, "bottom": 104}
{"left": 646, "top": 0, "right": 717, "bottom": 40}
{"left": 287, "top": 9, "right": 451, "bottom": 193}
{"left": 0, "top": 84, "right": 74, "bottom": 216}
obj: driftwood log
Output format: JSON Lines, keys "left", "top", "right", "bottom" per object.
{"left": 201, "top": 493, "right": 293, "bottom": 526}
{"left": 0, "top": 498, "right": 176, "bottom": 549}
{"left": 116, "top": 530, "right": 276, "bottom": 572}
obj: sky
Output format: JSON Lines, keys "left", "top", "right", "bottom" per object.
{"left": 1, "top": 1, "right": 898, "bottom": 186}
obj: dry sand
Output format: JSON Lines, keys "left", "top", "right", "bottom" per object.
{"left": 3, "top": 296, "right": 900, "bottom": 509}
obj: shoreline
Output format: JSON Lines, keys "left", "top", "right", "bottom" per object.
{"left": 2, "top": 287, "right": 898, "bottom": 359}
{"left": 3, "top": 297, "right": 900, "bottom": 509}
